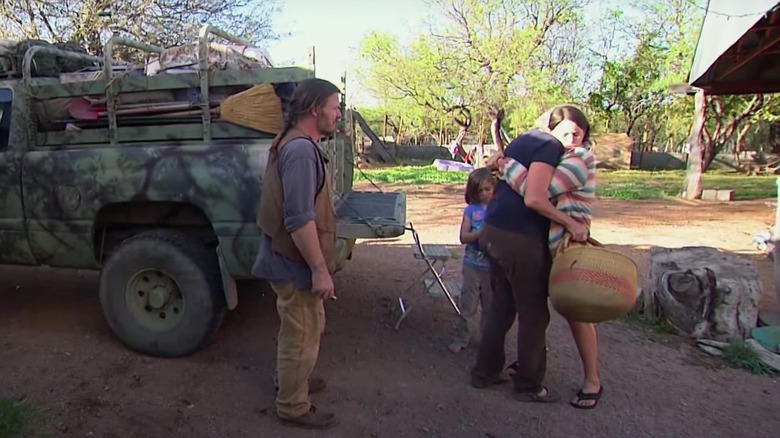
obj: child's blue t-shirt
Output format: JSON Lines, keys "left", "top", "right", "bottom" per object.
{"left": 463, "top": 203, "right": 490, "bottom": 270}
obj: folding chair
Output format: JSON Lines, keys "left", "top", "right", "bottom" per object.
{"left": 394, "top": 223, "right": 461, "bottom": 330}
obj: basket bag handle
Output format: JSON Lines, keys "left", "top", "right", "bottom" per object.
{"left": 555, "top": 232, "right": 604, "bottom": 257}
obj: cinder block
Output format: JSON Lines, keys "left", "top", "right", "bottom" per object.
{"left": 701, "top": 189, "right": 718, "bottom": 200}
{"left": 716, "top": 190, "right": 734, "bottom": 201}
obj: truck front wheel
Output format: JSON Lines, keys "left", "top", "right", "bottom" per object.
{"left": 99, "top": 229, "right": 227, "bottom": 358}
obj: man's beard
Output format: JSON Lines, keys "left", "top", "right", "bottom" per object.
{"left": 317, "top": 115, "right": 336, "bottom": 136}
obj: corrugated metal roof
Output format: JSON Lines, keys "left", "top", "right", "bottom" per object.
{"left": 688, "top": 0, "right": 780, "bottom": 94}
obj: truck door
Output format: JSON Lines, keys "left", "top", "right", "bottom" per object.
{"left": 0, "top": 85, "right": 37, "bottom": 265}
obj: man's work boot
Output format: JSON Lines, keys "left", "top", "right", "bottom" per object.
{"left": 278, "top": 406, "right": 338, "bottom": 429}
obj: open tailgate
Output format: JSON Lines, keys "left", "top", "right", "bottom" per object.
{"left": 336, "top": 191, "right": 406, "bottom": 239}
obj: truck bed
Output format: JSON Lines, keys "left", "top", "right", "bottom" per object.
{"left": 336, "top": 191, "right": 406, "bottom": 239}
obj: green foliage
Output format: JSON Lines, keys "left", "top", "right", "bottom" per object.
{"left": 723, "top": 341, "right": 775, "bottom": 376}
{"left": 355, "top": 0, "right": 775, "bottom": 178}
{"left": 0, "top": 398, "right": 33, "bottom": 438}
{"left": 355, "top": 167, "right": 777, "bottom": 200}
{"left": 354, "top": 165, "right": 469, "bottom": 185}
{"left": 357, "top": 0, "right": 588, "bottom": 142}
{"left": 626, "top": 312, "right": 677, "bottom": 335}
{"left": 587, "top": 0, "right": 702, "bottom": 147}
{"left": 0, "top": 0, "right": 279, "bottom": 53}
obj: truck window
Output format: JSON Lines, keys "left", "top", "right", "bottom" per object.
{"left": 0, "top": 88, "right": 10, "bottom": 150}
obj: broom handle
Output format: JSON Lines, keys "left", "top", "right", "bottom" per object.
{"left": 97, "top": 102, "right": 196, "bottom": 117}
{"left": 158, "top": 108, "right": 219, "bottom": 117}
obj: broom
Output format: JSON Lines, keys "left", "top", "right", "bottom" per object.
{"left": 216, "top": 83, "right": 285, "bottom": 135}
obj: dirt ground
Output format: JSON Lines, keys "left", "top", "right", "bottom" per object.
{"left": 2, "top": 182, "right": 780, "bottom": 438}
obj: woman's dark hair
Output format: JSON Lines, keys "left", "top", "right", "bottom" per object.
{"left": 547, "top": 105, "right": 591, "bottom": 144}
{"left": 465, "top": 167, "right": 496, "bottom": 205}
{"left": 274, "top": 78, "right": 340, "bottom": 144}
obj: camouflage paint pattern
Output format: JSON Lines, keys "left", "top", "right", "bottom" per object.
{"left": 0, "top": 29, "right": 397, "bottom": 291}
{"left": 0, "top": 78, "right": 358, "bottom": 279}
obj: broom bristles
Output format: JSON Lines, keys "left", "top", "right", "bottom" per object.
{"left": 219, "top": 83, "right": 284, "bottom": 134}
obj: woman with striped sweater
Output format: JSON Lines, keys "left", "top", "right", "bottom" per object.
{"left": 488, "top": 105, "right": 602, "bottom": 410}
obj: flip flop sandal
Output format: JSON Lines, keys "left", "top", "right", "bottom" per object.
{"left": 513, "top": 386, "right": 560, "bottom": 403}
{"left": 570, "top": 386, "right": 604, "bottom": 410}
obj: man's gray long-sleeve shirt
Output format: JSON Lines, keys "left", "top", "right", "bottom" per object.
{"left": 252, "top": 138, "right": 325, "bottom": 290}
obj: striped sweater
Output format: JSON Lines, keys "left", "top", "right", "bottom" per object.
{"left": 499, "top": 146, "right": 596, "bottom": 253}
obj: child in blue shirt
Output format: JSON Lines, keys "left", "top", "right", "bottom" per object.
{"left": 449, "top": 167, "right": 496, "bottom": 353}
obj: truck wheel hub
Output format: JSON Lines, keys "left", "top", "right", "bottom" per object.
{"left": 125, "top": 269, "right": 185, "bottom": 330}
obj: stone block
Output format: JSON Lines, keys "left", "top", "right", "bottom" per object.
{"left": 701, "top": 189, "right": 718, "bottom": 200}
{"left": 716, "top": 189, "right": 733, "bottom": 201}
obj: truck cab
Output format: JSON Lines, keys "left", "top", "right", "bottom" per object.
{"left": 0, "top": 25, "right": 406, "bottom": 357}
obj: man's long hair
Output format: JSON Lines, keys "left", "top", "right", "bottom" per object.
{"left": 272, "top": 78, "right": 340, "bottom": 147}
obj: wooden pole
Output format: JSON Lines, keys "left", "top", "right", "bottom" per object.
{"left": 682, "top": 89, "right": 706, "bottom": 199}
{"left": 307, "top": 46, "right": 316, "bottom": 77}
{"left": 773, "top": 178, "right": 780, "bottom": 308}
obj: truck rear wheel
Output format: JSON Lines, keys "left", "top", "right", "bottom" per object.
{"left": 99, "top": 229, "right": 226, "bottom": 358}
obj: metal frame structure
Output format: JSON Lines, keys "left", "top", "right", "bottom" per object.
{"left": 686, "top": 0, "right": 780, "bottom": 308}
{"left": 19, "top": 24, "right": 316, "bottom": 147}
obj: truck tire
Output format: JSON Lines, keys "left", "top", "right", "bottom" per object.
{"left": 98, "top": 229, "right": 226, "bottom": 358}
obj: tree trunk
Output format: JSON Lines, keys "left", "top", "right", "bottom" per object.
{"left": 638, "top": 246, "right": 761, "bottom": 342}
{"left": 477, "top": 117, "right": 485, "bottom": 150}
{"left": 703, "top": 94, "right": 764, "bottom": 172}
{"left": 771, "top": 124, "right": 780, "bottom": 154}
{"left": 734, "top": 123, "right": 751, "bottom": 168}
{"left": 448, "top": 107, "right": 472, "bottom": 161}
{"left": 451, "top": 125, "right": 468, "bottom": 161}
{"left": 648, "top": 125, "right": 658, "bottom": 152}
{"left": 383, "top": 114, "right": 388, "bottom": 140}
{"left": 626, "top": 115, "right": 637, "bottom": 137}
{"left": 682, "top": 90, "right": 706, "bottom": 199}
{"left": 702, "top": 132, "right": 718, "bottom": 172}
{"left": 490, "top": 109, "right": 504, "bottom": 151}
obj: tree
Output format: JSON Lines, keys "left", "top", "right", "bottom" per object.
{"left": 587, "top": 0, "right": 702, "bottom": 150}
{"left": 357, "top": 31, "right": 475, "bottom": 157}
{"left": 0, "top": 1, "right": 279, "bottom": 55}
{"left": 357, "top": 0, "right": 588, "bottom": 156}
{"left": 699, "top": 95, "right": 768, "bottom": 170}
{"left": 427, "top": 0, "right": 588, "bottom": 144}
{"left": 588, "top": 37, "right": 667, "bottom": 137}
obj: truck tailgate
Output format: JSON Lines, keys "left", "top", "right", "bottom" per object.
{"left": 336, "top": 191, "right": 406, "bottom": 239}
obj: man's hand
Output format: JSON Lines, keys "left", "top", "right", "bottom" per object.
{"left": 290, "top": 221, "right": 335, "bottom": 300}
{"left": 311, "top": 266, "right": 335, "bottom": 300}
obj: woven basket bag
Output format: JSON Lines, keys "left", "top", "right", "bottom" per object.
{"left": 548, "top": 236, "right": 639, "bottom": 323}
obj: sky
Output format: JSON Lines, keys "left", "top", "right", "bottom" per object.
{"left": 264, "top": 0, "right": 628, "bottom": 108}
{"left": 265, "top": 0, "right": 433, "bottom": 107}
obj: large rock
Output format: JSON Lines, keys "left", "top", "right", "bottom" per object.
{"left": 641, "top": 246, "right": 761, "bottom": 342}
{"left": 590, "top": 133, "right": 634, "bottom": 170}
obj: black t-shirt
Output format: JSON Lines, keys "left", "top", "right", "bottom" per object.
{"left": 485, "top": 129, "right": 564, "bottom": 236}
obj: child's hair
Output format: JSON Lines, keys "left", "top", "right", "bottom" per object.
{"left": 465, "top": 167, "right": 496, "bottom": 205}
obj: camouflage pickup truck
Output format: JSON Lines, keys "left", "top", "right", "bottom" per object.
{"left": 0, "top": 25, "right": 406, "bottom": 357}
